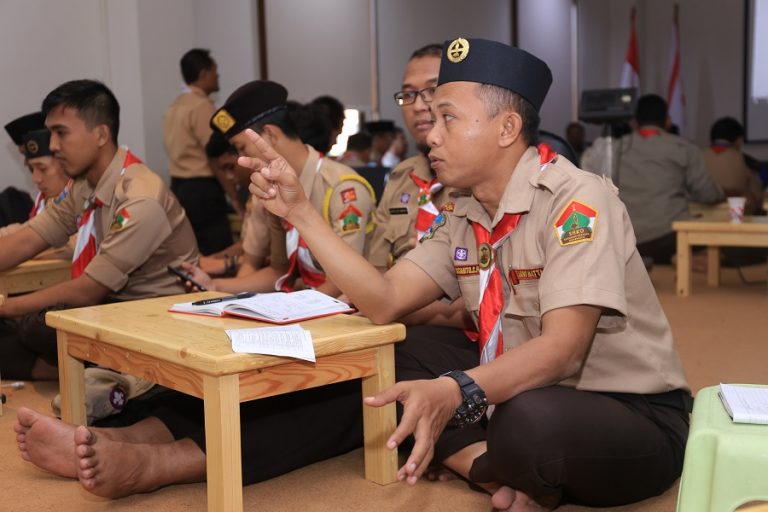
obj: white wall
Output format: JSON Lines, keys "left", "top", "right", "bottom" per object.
{"left": 518, "top": 0, "right": 575, "bottom": 137}
{"left": 264, "top": 0, "right": 371, "bottom": 109}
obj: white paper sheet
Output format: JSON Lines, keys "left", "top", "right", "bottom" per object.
{"left": 225, "top": 324, "right": 316, "bottom": 362}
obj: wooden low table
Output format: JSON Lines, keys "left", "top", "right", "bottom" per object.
{"left": 46, "top": 293, "right": 405, "bottom": 511}
{"left": 0, "top": 259, "right": 70, "bottom": 300}
{"left": 672, "top": 216, "right": 768, "bottom": 296}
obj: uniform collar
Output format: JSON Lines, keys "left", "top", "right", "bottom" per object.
{"left": 456, "top": 146, "right": 541, "bottom": 230}
{"left": 91, "top": 146, "right": 128, "bottom": 208}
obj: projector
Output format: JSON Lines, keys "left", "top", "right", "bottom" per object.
{"left": 579, "top": 88, "right": 637, "bottom": 125}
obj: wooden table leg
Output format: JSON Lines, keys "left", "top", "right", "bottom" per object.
{"left": 676, "top": 231, "right": 692, "bottom": 297}
{"left": 203, "top": 374, "right": 243, "bottom": 512}
{"left": 707, "top": 246, "right": 720, "bottom": 287}
{"left": 56, "top": 331, "right": 86, "bottom": 425}
{"left": 361, "top": 344, "right": 398, "bottom": 485}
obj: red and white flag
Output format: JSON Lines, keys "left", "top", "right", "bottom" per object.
{"left": 620, "top": 7, "right": 640, "bottom": 89}
{"left": 667, "top": 4, "right": 685, "bottom": 134}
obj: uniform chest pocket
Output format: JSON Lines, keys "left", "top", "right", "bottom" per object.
{"left": 457, "top": 275, "right": 480, "bottom": 314}
{"left": 505, "top": 282, "right": 541, "bottom": 317}
{"left": 383, "top": 216, "right": 412, "bottom": 244}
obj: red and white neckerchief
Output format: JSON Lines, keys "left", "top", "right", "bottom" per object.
{"left": 29, "top": 191, "right": 45, "bottom": 219}
{"left": 470, "top": 144, "right": 557, "bottom": 364}
{"left": 71, "top": 150, "right": 142, "bottom": 279}
{"left": 710, "top": 140, "right": 732, "bottom": 155}
{"left": 409, "top": 171, "right": 444, "bottom": 241}
{"left": 275, "top": 158, "right": 325, "bottom": 292}
{"left": 638, "top": 127, "right": 661, "bottom": 139}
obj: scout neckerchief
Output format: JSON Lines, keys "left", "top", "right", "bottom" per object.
{"left": 71, "top": 151, "right": 142, "bottom": 279}
{"left": 275, "top": 158, "right": 326, "bottom": 291}
{"left": 469, "top": 143, "right": 557, "bottom": 365}
{"left": 409, "top": 171, "right": 443, "bottom": 241}
{"left": 710, "top": 139, "right": 732, "bottom": 155}
{"left": 29, "top": 191, "right": 45, "bottom": 219}
{"left": 29, "top": 181, "right": 72, "bottom": 219}
{"left": 638, "top": 127, "right": 661, "bottom": 139}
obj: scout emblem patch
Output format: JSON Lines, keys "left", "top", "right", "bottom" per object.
{"left": 454, "top": 247, "right": 468, "bottom": 261}
{"left": 400, "top": 192, "right": 410, "bottom": 204}
{"left": 477, "top": 243, "right": 493, "bottom": 269}
{"left": 441, "top": 202, "right": 455, "bottom": 212}
{"left": 419, "top": 212, "right": 446, "bottom": 242}
{"left": 110, "top": 208, "right": 131, "bottom": 232}
{"left": 554, "top": 200, "right": 597, "bottom": 246}
{"left": 212, "top": 109, "right": 236, "bottom": 134}
{"left": 340, "top": 187, "right": 357, "bottom": 204}
{"left": 338, "top": 205, "right": 362, "bottom": 232}
{"left": 447, "top": 37, "right": 470, "bottom": 63}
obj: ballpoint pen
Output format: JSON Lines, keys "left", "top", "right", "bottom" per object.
{"left": 191, "top": 292, "right": 256, "bottom": 306}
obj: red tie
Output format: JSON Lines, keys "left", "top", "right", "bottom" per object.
{"left": 71, "top": 198, "right": 103, "bottom": 278}
{"left": 409, "top": 172, "right": 444, "bottom": 240}
{"left": 470, "top": 213, "right": 521, "bottom": 364}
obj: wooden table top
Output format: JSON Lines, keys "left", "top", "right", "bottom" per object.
{"left": 673, "top": 215, "right": 768, "bottom": 232}
{"left": 0, "top": 258, "right": 71, "bottom": 277}
{"left": 45, "top": 293, "right": 406, "bottom": 376}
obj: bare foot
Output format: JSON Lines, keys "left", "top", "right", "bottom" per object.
{"left": 425, "top": 464, "right": 458, "bottom": 482}
{"left": 14, "top": 407, "right": 77, "bottom": 478}
{"left": 75, "top": 426, "right": 205, "bottom": 498}
{"left": 491, "top": 486, "right": 551, "bottom": 512}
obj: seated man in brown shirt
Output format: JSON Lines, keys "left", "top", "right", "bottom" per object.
{"left": 0, "top": 80, "right": 198, "bottom": 380}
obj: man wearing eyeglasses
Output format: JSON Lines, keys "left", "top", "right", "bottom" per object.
{"left": 366, "top": 43, "right": 481, "bottom": 482}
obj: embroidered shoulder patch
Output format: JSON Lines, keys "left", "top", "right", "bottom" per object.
{"left": 338, "top": 205, "right": 362, "bottom": 233}
{"left": 110, "top": 208, "right": 131, "bottom": 232}
{"left": 454, "top": 264, "right": 479, "bottom": 276}
{"left": 419, "top": 212, "right": 446, "bottom": 242}
{"left": 553, "top": 200, "right": 597, "bottom": 246}
{"left": 340, "top": 187, "right": 357, "bottom": 204}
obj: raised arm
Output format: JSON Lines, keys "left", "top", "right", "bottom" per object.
{"left": 242, "top": 129, "right": 442, "bottom": 323}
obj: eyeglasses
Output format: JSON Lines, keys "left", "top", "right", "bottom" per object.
{"left": 393, "top": 87, "right": 436, "bottom": 106}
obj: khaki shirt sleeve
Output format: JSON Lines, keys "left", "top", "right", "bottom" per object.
{"left": 367, "top": 197, "right": 392, "bottom": 267}
{"left": 402, "top": 213, "right": 460, "bottom": 300}
{"left": 327, "top": 179, "right": 375, "bottom": 255}
{"left": 84, "top": 198, "right": 172, "bottom": 291}
{"left": 538, "top": 178, "right": 630, "bottom": 317}
{"left": 26, "top": 189, "right": 79, "bottom": 248}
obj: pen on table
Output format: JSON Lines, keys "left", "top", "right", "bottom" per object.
{"left": 191, "top": 292, "right": 256, "bottom": 306}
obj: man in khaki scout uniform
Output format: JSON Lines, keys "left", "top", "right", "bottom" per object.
{"left": 184, "top": 80, "right": 375, "bottom": 298}
{"left": 704, "top": 117, "right": 765, "bottom": 214}
{"left": 0, "top": 80, "right": 198, "bottom": 380}
{"left": 164, "top": 48, "right": 240, "bottom": 255}
{"left": 245, "top": 38, "right": 691, "bottom": 510}
{"left": 617, "top": 94, "right": 723, "bottom": 264}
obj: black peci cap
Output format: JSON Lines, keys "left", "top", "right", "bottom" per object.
{"left": 438, "top": 37, "right": 552, "bottom": 112}
{"left": 22, "top": 129, "right": 53, "bottom": 159}
{"left": 210, "top": 80, "right": 288, "bottom": 138}
{"left": 5, "top": 112, "right": 45, "bottom": 146}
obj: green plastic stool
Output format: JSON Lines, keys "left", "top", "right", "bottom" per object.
{"left": 677, "top": 385, "right": 768, "bottom": 512}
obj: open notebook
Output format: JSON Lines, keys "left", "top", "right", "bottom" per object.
{"left": 169, "top": 289, "right": 354, "bottom": 324}
{"left": 718, "top": 383, "right": 768, "bottom": 425}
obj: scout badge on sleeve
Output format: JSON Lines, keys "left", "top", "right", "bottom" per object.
{"left": 554, "top": 200, "right": 598, "bottom": 246}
